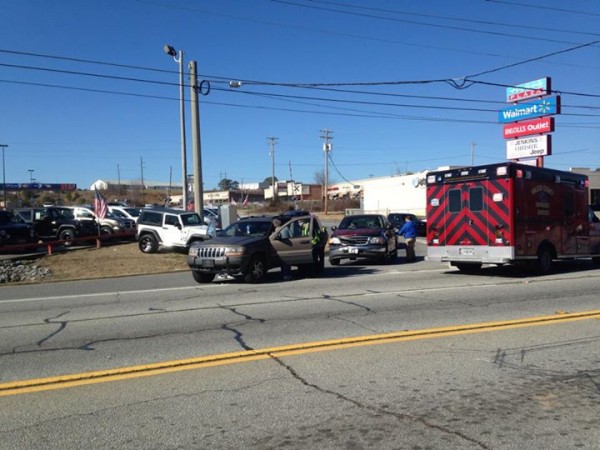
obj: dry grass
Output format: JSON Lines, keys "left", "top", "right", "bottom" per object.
{"left": 32, "top": 211, "right": 345, "bottom": 282}
{"left": 36, "top": 242, "right": 189, "bottom": 282}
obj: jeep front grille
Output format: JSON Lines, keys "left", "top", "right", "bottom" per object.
{"left": 197, "top": 247, "right": 227, "bottom": 258}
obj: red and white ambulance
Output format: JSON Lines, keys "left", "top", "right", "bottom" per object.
{"left": 426, "top": 162, "right": 600, "bottom": 273}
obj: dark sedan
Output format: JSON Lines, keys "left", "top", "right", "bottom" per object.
{"left": 388, "top": 212, "right": 426, "bottom": 237}
{"left": 0, "top": 210, "right": 37, "bottom": 250}
{"left": 328, "top": 214, "right": 397, "bottom": 265}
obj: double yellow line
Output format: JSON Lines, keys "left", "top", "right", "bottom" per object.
{"left": 2, "top": 309, "right": 599, "bottom": 397}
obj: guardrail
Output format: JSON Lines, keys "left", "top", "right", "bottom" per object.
{"left": 0, "top": 230, "right": 136, "bottom": 258}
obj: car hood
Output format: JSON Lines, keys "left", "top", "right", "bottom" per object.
{"left": 201, "top": 235, "right": 264, "bottom": 246}
{"left": 333, "top": 228, "right": 383, "bottom": 237}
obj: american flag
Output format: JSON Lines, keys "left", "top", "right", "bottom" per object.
{"left": 94, "top": 187, "right": 108, "bottom": 219}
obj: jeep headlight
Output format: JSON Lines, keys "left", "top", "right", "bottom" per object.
{"left": 368, "top": 236, "right": 386, "bottom": 244}
{"left": 328, "top": 237, "right": 341, "bottom": 245}
{"left": 224, "top": 246, "right": 245, "bottom": 257}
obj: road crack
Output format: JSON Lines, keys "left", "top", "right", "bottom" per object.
{"left": 268, "top": 355, "right": 489, "bottom": 449}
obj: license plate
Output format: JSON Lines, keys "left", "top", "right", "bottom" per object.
{"left": 459, "top": 248, "right": 474, "bottom": 256}
{"left": 349, "top": 248, "right": 359, "bottom": 254}
{"left": 201, "top": 259, "right": 215, "bottom": 268}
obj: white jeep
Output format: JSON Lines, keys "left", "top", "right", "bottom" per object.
{"left": 136, "top": 208, "right": 215, "bottom": 253}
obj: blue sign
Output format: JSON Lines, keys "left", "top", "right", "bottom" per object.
{"left": 506, "top": 77, "right": 550, "bottom": 102}
{"left": 499, "top": 96, "right": 560, "bottom": 124}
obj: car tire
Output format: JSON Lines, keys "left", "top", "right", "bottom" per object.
{"left": 192, "top": 271, "right": 215, "bottom": 283}
{"left": 100, "top": 225, "right": 113, "bottom": 235}
{"left": 329, "top": 258, "right": 340, "bottom": 266}
{"left": 59, "top": 229, "right": 75, "bottom": 247}
{"left": 243, "top": 255, "right": 266, "bottom": 283}
{"left": 138, "top": 234, "right": 159, "bottom": 254}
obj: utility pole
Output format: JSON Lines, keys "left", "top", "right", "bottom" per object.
{"left": 140, "top": 157, "right": 145, "bottom": 206}
{"left": 268, "top": 136, "right": 278, "bottom": 204}
{"left": 1, "top": 144, "right": 7, "bottom": 209}
{"left": 189, "top": 60, "right": 204, "bottom": 218}
{"left": 320, "top": 129, "right": 333, "bottom": 214}
{"left": 470, "top": 141, "right": 477, "bottom": 166}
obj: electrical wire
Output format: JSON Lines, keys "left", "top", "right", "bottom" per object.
{"left": 272, "top": 0, "right": 592, "bottom": 46}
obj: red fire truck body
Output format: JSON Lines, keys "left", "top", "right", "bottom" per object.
{"left": 426, "top": 162, "right": 600, "bottom": 273}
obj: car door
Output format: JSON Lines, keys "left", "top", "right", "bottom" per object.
{"left": 162, "top": 214, "right": 185, "bottom": 245}
{"left": 271, "top": 217, "right": 314, "bottom": 266}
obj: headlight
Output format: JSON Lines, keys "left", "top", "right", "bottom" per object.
{"left": 328, "top": 237, "right": 341, "bottom": 245}
{"left": 224, "top": 246, "right": 245, "bottom": 256}
{"left": 368, "top": 236, "right": 386, "bottom": 244}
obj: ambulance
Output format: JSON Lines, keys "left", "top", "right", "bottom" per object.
{"left": 426, "top": 162, "right": 600, "bottom": 273}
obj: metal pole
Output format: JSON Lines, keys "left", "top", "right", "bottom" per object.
{"left": 268, "top": 137, "right": 278, "bottom": 204}
{"left": 1, "top": 145, "right": 7, "bottom": 209}
{"left": 189, "top": 60, "right": 203, "bottom": 219}
{"left": 178, "top": 51, "right": 188, "bottom": 210}
{"left": 164, "top": 45, "right": 188, "bottom": 210}
{"left": 320, "top": 129, "right": 333, "bottom": 214}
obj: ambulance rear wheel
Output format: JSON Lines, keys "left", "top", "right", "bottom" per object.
{"left": 537, "top": 247, "right": 554, "bottom": 274}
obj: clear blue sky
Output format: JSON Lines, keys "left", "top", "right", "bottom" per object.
{"left": 1, "top": 0, "right": 598, "bottom": 191}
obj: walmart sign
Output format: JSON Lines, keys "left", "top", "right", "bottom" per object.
{"left": 498, "top": 96, "right": 560, "bottom": 124}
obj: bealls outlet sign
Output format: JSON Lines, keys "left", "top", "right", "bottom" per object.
{"left": 503, "top": 117, "right": 554, "bottom": 139}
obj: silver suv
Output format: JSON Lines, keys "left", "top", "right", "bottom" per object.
{"left": 65, "top": 206, "right": 136, "bottom": 239}
{"left": 136, "top": 207, "right": 216, "bottom": 253}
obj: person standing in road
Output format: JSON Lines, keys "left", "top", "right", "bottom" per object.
{"left": 397, "top": 215, "right": 418, "bottom": 262}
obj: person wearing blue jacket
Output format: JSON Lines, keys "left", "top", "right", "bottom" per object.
{"left": 397, "top": 216, "right": 418, "bottom": 262}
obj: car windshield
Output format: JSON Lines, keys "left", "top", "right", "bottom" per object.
{"left": 389, "top": 214, "right": 415, "bottom": 226}
{"left": 124, "top": 208, "right": 140, "bottom": 217}
{"left": 220, "top": 221, "right": 273, "bottom": 237}
{"left": 338, "top": 216, "right": 382, "bottom": 230}
{"left": 180, "top": 213, "right": 203, "bottom": 226}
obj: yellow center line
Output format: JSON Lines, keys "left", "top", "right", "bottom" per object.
{"left": 2, "top": 309, "right": 599, "bottom": 397}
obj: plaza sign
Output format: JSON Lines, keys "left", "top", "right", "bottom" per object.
{"left": 503, "top": 117, "right": 554, "bottom": 139}
{"left": 498, "top": 96, "right": 560, "bottom": 124}
{"left": 506, "top": 77, "right": 551, "bottom": 103}
{"left": 506, "top": 135, "right": 552, "bottom": 160}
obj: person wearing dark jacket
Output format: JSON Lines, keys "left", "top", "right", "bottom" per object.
{"left": 397, "top": 216, "right": 418, "bottom": 262}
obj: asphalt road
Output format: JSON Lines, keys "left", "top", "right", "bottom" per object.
{"left": 1, "top": 242, "right": 600, "bottom": 449}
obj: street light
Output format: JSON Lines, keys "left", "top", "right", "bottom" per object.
{"left": 28, "top": 169, "right": 35, "bottom": 182}
{"left": 1, "top": 144, "right": 8, "bottom": 209}
{"left": 163, "top": 44, "right": 188, "bottom": 210}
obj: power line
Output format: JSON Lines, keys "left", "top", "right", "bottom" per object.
{"left": 272, "top": 0, "right": 593, "bottom": 46}
{"left": 484, "top": 0, "right": 600, "bottom": 16}
{"left": 301, "top": 0, "right": 600, "bottom": 38}
{"left": 466, "top": 39, "right": 600, "bottom": 78}
{"left": 3, "top": 48, "right": 599, "bottom": 101}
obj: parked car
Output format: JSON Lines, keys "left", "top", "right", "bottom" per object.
{"left": 136, "top": 207, "right": 216, "bottom": 253}
{"left": 65, "top": 206, "right": 136, "bottom": 239}
{"left": 328, "top": 214, "right": 397, "bottom": 265}
{"left": 282, "top": 209, "right": 310, "bottom": 217}
{"left": 108, "top": 205, "right": 142, "bottom": 223}
{"left": 14, "top": 206, "right": 97, "bottom": 246}
{"left": 187, "top": 214, "right": 328, "bottom": 283}
{"left": 0, "top": 210, "right": 37, "bottom": 250}
{"left": 387, "top": 212, "right": 426, "bottom": 237}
